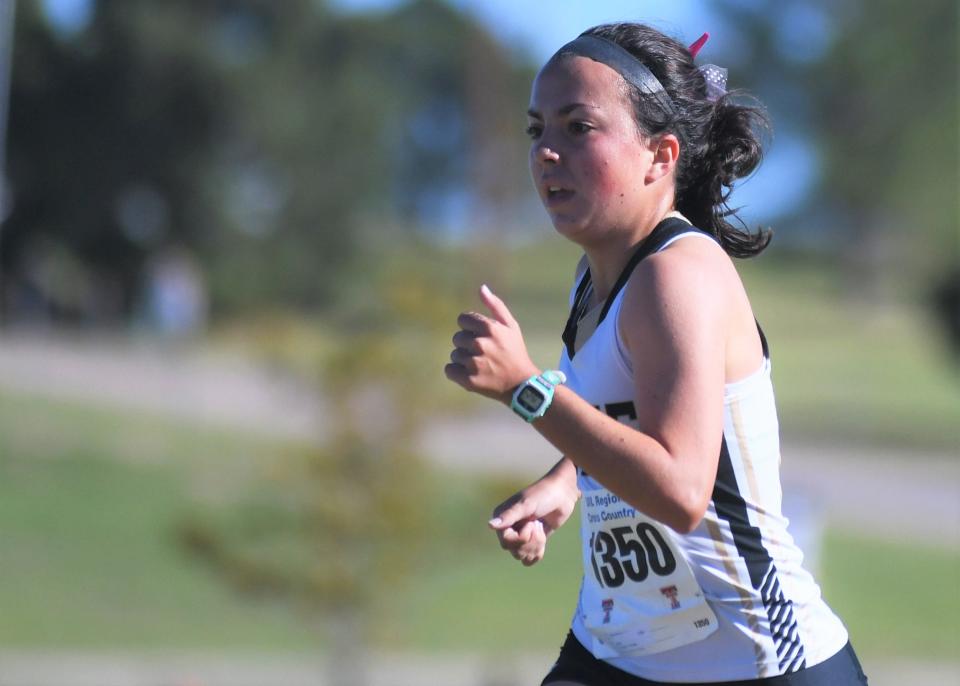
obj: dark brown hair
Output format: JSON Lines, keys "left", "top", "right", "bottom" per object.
{"left": 582, "top": 23, "right": 772, "bottom": 257}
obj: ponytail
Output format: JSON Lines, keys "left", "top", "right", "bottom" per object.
{"left": 677, "top": 95, "right": 771, "bottom": 257}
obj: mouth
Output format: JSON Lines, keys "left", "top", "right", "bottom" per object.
{"left": 544, "top": 185, "right": 574, "bottom": 205}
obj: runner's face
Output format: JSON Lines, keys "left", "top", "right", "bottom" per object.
{"left": 527, "top": 55, "right": 653, "bottom": 244}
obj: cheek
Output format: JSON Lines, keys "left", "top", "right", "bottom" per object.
{"left": 584, "top": 156, "right": 630, "bottom": 200}
{"left": 582, "top": 134, "right": 638, "bottom": 194}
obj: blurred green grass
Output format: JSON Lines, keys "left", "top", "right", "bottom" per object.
{"left": 0, "top": 389, "right": 956, "bottom": 660}
{"left": 217, "top": 240, "right": 959, "bottom": 450}
{"left": 0, "top": 393, "right": 319, "bottom": 651}
{"left": 377, "top": 239, "right": 960, "bottom": 451}
{"left": 389, "top": 511, "right": 960, "bottom": 661}
{"left": 1, "top": 244, "right": 957, "bottom": 661}
{"left": 820, "top": 530, "right": 960, "bottom": 660}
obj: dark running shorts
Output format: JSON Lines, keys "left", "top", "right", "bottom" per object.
{"left": 541, "top": 631, "right": 868, "bottom": 686}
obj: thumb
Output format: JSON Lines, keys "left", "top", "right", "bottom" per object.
{"left": 479, "top": 284, "right": 516, "bottom": 328}
{"left": 489, "top": 498, "right": 537, "bottom": 530}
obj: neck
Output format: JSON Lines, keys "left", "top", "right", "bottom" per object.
{"left": 582, "top": 201, "right": 677, "bottom": 302}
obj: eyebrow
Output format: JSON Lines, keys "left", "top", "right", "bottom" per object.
{"left": 526, "top": 103, "right": 596, "bottom": 119}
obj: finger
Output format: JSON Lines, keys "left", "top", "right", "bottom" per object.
{"left": 480, "top": 284, "right": 517, "bottom": 328}
{"left": 515, "top": 519, "right": 538, "bottom": 544}
{"left": 522, "top": 519, "right": 545, "bottom": 546}
{"left": 449, "top": 347, "right": 478, "bottom": 371}
{"left": 457, "top": 311, "right": 492, "bottom": 335}
{"left": 508, "top": 520, "right": 537, "bottom": 560}
{"left": 523, "top": 521, "right": 547, "bottom": 565}
{"left": 490, "top": 493, "right": 521, "bottom": 521}
{"left": 444, "top": 363, "right": 469, "bottom": 388}
{"left": 521, "top": 545, "right": 545, "bottom": 565}
{"left": 517, "top": 520, "right": 545, "bottom": 553}
{"left": 498, "top": 526, "right": 522, "bottom": 551}
{"left": 499, "top": 520, "right": 534, "bottom": 549}
{"left": 521, "top": 546, "right": 545, "bottom": 566}
{"left": 452, "top": 330, "right": 480, "bottom": 352}
{"left": 489, "top": 498, "right": 537, "bottom": 530}
{"left": 516, "top": 520, "right": 545, "bottom": 563}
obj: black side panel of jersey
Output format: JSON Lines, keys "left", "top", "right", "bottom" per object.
{"left": 712, "top": 438, "right": 808, "bottom": 673}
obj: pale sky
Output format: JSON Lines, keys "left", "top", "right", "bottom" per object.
{"left": 328, "top": 0, "right": 817, "bottom": 223}
{"left": 39, "top": 0, "right": 818, "bottom": 223}
{"left": 327, "top": 0, "right": 734, "bottom": 62}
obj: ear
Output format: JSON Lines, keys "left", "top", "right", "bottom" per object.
{"left": 643, "top": 133, "right": 680, "bottom": 184}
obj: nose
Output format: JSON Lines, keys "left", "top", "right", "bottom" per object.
{"left": 535, "top": 145, "right": 560, "bottom": 165}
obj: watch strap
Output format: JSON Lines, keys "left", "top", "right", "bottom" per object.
{"left": 541, "top": 369, "right": 567, "bottom": 387}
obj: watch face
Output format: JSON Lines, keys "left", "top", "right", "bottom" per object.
{"left": 517, "top": 385, "right": 546, "bottom": 412}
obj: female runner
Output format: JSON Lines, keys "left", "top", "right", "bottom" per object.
{"left": 445, "top": 22, "right": 868, "bottom": 686}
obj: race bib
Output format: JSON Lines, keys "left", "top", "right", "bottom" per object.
{"left": 578, "top": 476, "right": 718, "bottom": 658}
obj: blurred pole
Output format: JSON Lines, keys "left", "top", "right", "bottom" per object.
{"left": 0, "top": 0, "right": 14, "bottom": 324}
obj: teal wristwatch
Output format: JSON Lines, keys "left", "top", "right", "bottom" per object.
{"left": 510, "top": 370, "right": 567, "bottom": 422}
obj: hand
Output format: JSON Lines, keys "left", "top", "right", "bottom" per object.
{"left": 495, "top": 519, "right": 547, "bottom": 567}
{"left": 445, "top": 284, "right": 539, "bottom": 404}
{"left": 489, "top": 468, "right": 580, "bottom": 566}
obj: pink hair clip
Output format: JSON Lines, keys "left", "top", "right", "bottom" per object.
{"left": 689, "top": 32, "right": 709, "bottom": 58}
{"left": 688, "top": 33, "right": 726, "bottom": 101}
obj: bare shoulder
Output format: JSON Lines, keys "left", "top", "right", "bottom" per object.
{"left": 653, "top": 232, "right": 740, "bottom": 277}
{"left": 622, "top": 235, "right": 738, "bottom": 323}
{"left": 619, "top": 233, "right": 761, "bottom": 380}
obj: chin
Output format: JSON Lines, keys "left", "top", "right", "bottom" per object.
{"left": 549, "top": 215, "right": 593, "bottom": 245}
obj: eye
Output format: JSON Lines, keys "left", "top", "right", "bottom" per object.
{"left": 569, "top": 121, "right": 593, "bottom": 135}
{"left": 525, "top": 124, "right": 543, "bottom": 139}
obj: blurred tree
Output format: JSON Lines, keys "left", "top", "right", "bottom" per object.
{"left": 177, "top": 270, "right": 461, "bottom": 685}
{"left": 2, "top": 0, "right": 536, "bottom": 323}
{"left": 3, "top": 0, "right": 227, "bottom": 322}
{"left": 806, "top": 0, "right": 957, "bottom": 303}
{"left": 717, "top": 0, "right": 958, "bottom": 306}
{"left": 179, "top": 345, "right": 426, "bottom": 685}
{"left": 206, "top": 0, "right": 534, "bottom": 310}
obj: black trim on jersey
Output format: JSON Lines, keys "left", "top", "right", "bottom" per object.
{"left": 757, "top": 321, "right": 770, "bottom": 359}
{"left": 562, "top": 271, "right": 595, "bottom": 360}
{"left": 562, "top": 218, "right": 711, "bottom": 360}
{"left": 712, "top": 438, "right": 807, "bottom": 673}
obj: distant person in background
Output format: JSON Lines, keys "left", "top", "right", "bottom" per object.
{"left": 144, "top": 246, "right": 208, "bottom": 339}
{"left": 446, "top": 23, "right": 868, "bottom": 686}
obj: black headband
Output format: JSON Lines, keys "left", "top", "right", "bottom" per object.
{"left": 554, "top": 35, "right": 677, "bottom": 116}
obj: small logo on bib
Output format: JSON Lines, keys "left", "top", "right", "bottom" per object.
{"left": 660, "top": 585, "right": 681, "bottom": 610}
{"left": 601, "top": 598, "right": 614, "bottom": 624}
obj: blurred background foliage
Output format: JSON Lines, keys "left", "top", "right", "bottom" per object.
{"left": 0, "top": 0, "right": 957, "bottom": 680}
{"left": 2, "top": 0, "right": 957, "bottom": 327}
{"left": 2, "top": 0, "right": 534, "bottom": 320}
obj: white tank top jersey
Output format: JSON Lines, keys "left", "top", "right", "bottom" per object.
{"left": 559, "top": 219, "right": 849, "bottom": 683}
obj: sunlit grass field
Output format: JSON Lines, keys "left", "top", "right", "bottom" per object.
{"left": 363, "top": 237, "right": 960, "bottom": 452}
{"left": 0, "top": 389, "right": 957, "bottom": 660}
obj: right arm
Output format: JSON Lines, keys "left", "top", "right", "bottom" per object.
{"left": 487, "top": 259, "right": 586, "bottom": 566}
{"left": 489, "top": 456, "right": 580, "bottom": 566}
